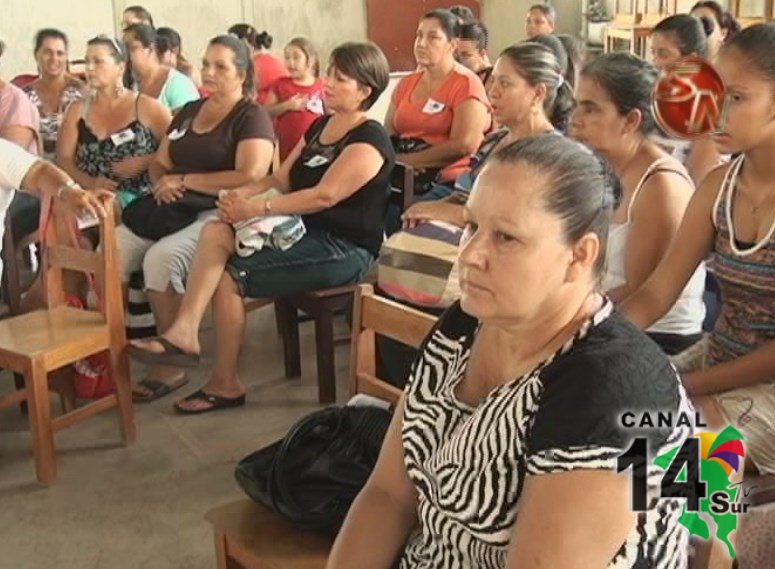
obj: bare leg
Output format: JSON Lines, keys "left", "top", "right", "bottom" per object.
{"left": 129, "top": 221, "right": 236, "bottom": 356}
{"left": 175, "top": 272, "right": 246, "bottom": 412}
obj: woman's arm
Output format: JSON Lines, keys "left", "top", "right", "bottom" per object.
{"left": 401, "top": 199, "right": 466, "bottom": 229}
{"left": 384, "top": 97, "right": 397, "bottom": 136}
{"left": 396, "top": 99, "right": 489, "bottom": 170}
{"left": 683, "top": 340, "right": 775, "bottom": 395}
{"left": 218, "top": 140, "right": 386, "bottom": 223}
{"left": 609, "top": 171, "right": 694, "bottom": 302}
{"left": 0, "top": 124, "right": 36, "bottom": 153}
{"left": 263, "top": 90, "right": 307, "bottom": 118}
{"left": 620, "top": 166, "right": 723, "bottom": 328}
{"left": 326, "top": 397, "right": 418, "bottom": 569}
{"left": 505, "top": 470, "right": 635, "bottom": 569}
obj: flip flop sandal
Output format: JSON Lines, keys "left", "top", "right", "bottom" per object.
{"left": 126, "top": 337, "right": 201, "bottom": 368}
{"left": 132, "top": 376, "right": 189, "bottom": 403}
{"left": 173, "top": 389, "right": 246, "bottom": 415}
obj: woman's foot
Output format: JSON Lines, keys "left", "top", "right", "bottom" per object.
{"left": 174, "top": 378, "right": 246, "bottom": 414}
{"left": 132, "top": 365, "right": 188, "bottom": 402}
{"left": 127, "top": 332, "right": 201, "bottom": 367}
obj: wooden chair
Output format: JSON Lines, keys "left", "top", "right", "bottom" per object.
{"left": 604, "top": 0, "right": 674, "bottom": 57}
{"left": 0, "top": 198, "right": 135, "bottom": 484}
{"left": 206, "top": 284, "right": 436, "bottom": 569}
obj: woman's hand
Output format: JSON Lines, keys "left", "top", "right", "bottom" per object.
{"left": 63, "top": 187, "right": 111, "bottom": 221}
{"left": 217, "top": 191, "right": 260, "bottom": 224}
{"left": 91, "top": 175, "right": 119, "bottom": 192}
{"left": 153, "top": 174, "right": 186, "bottom": 204}
{"left": 111, "top": 155, "right": 149, "bottom": 179}
{"left": 401, "top": 200, "right": 462, "bottom": 229}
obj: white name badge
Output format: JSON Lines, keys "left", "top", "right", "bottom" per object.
{"left": 307, "top": 96, "right": 325, "bottom": 115}
{"left": 304, "top": 154, "right": 330, "bottom": 168}
{"left": 110, "top": 128, "right": 136, "bottom": 146}
{"left": 168, "top": 127, "right": 187, "bottom": 141}
{"left": 422, "top": 98, "right": 446, "bottom": 115}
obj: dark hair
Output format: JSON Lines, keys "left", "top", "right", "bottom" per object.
{"left": 722, "top": 22, "right": 775, "bottom": 85}
{"left": 87, "top": 35, "right": 126, "bottom": 63}
{"left": 156, "top": 27, "right": 181, "bottom": 54}
{"left": 652, "top": 14, "right": 711, "bottom": 58}
{"left": 449, "top": 5, "right": 476, "bottom": 25}
{"left": 421, "top": 9, "right": 459, "bottom": 40}
{"left": 556, "top": 34, "right": 584, "bottom": 88}
{"left": 228, "top": 23, "right": 273, "bottom": 50}
{"left": 692, "top": 1, "right": 741, "bottom": 40}
{"left": 581, "top": 52, "right": 658, "bottom": 135}
{"left": 34, "top": 28, "right": 68, "bottom": 55}
{"left": 529, "top": 3, "right": 557, "bottom": 25}
{"left": 500, "top": 42, "right": 575, "bottom": 132}
{"left": 459, "top": 22, "right": 488, "bottom": 51}
{"left": 329, "top": 42, "right": 389, "bottom": 111}
{"left": 286, "top": 37, "right": 320, "bottom": 78}
{"left": 209, "top": 34, "right": 255, "bottom": 98}
{"left": 487, "top": 134, "right": 615, "bottom": 278}
{"left": 124, "top": 23, "right": 172, "bottom": 59}
{"left": 528, "top": 34, "right": 568, "bottom": 81}
{"left": 123, "top": 5, "right": 154, "bottom": 28}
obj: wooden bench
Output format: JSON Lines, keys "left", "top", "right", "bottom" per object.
{"left": 206, "top": 284, "right": 436, "bottom": 569}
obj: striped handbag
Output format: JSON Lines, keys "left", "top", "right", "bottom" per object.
{"left": 377, "top": 220, "right": 462, "bottom": 309}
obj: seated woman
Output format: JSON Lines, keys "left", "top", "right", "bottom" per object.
{"left": 156, "top": 27, "right": 202, "bottom": 89}
{"left": 385, "top": 9, "right": 490, "bottom": 205}
{"left": 128, "top": 41, "right": 394, "bottom": 414}
{"left": 525, "top": 3, "right": 556, "bottom": 38}
{"left": 124, "top": 24, "right": 200, "bottom": 112}
{"left": 570, "top": 52, "right": 706, "bottom": 356}
{"left": 117, "top": 34, "right": 274, "bottom": 401}
{"left": 23, "top": 29, "right": 84, "bottom": 160}
{"left": 401, "top": 42, "right": 571, "bottom": 230}
{"left": 691, "top": 1, "right": 740, "bottom": 60}
{"left": 57, "top": 36, "right": 170, "bottom": 212}
{"left": 328, "top": 134, "right": 694, "bottom": 569}
{"left": 622, "top": 23, "right": 775, "bottom": 475}
{"left": 456, "top": 22, "right": 493, "bottom": 89}
{"left": 649, "top": 14, "right": 724, "bottom": 185}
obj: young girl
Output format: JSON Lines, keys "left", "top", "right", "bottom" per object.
{"left": 622, "top": 23, "right": 775, "bottom": 475}
{"left": 264, "top": 37, "right": 325, "bottom": 161}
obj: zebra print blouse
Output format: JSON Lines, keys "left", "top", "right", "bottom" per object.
{"left": 400, "top": 300, "right": 693, "bottom": 568}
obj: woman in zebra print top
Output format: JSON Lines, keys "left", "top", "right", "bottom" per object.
{"left": 328, "top": 134, "right": 694, "bottom": 568}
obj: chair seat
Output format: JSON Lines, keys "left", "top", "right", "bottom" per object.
{"left": 206, "top": 499, "right": 331, "bottom": 569}
{"left": 0, "top": 306, "right": 109, "bottom": 369}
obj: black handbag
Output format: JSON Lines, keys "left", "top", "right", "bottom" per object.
{"left": 235, "top": 405, "right": 391, "bottom": 535}
{"left": 121, "top": 190, "right": 218, "bottom": 241}
{"left": 389, "top": 135, "right": 441, "bottom": 193}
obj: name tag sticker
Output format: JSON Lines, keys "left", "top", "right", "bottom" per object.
{"left": 306, "top": 96, "right": 325, "bottom": 115}
{"left": 110, "top": 128, "right": 136, "bottom": 146}
{"left": 304, "top": 154, "right": 330, "bottom": 168}
{"left": 422, "top": 98, "right": 446, "bottom": 115}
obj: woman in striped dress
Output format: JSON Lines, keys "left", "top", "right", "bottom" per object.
{"left": 328, "top": 134, "right": 695, "bottom": 568}
{"left": 623, "top": 23, "right": 775, "bottom": 475}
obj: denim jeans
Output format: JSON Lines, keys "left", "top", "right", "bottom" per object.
{"left": 225, "top": 228, "right": 374, "bottom": 299}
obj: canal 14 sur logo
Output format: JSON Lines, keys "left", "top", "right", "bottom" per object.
{"left": 617, "top": 411, "right": 748, "bottom": 559}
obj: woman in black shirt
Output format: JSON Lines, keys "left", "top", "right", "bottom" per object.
{"left": 128, "top": 42, "right": 395, "bottom": 414}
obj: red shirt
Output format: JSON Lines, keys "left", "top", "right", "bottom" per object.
{"left": 272, "top": 77, "right": 326, "bottom": 160}
{"left": 254, "top": 53, "right": 288, "bottom": 106}
{"left": 392, "top": 64, "right": 489, "bottom": 182}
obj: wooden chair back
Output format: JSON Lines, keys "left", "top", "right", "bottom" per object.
{"left": 349, "top": 284, "right": 436, "bottom": 405}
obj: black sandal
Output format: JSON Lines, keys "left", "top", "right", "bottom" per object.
{"left": 126, "top": 337, "right": 201, "bottom": 368}
{"left": 132, "top": 376, "right": 189, "bottom": 403}
{"left": 173, "top": 389, "right": 246, "bottom": 415}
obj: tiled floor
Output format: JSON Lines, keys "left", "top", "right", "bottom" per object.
{"left": 0, "top": 305, "right": 350, "bottom": 569}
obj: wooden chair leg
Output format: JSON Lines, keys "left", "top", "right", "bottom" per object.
{"left": 214, "top": 529, "right": 228, "bottom": 569}
{"left": 110, "top": 348, "right": 136, "bottom": 444}
{"left": 277, "top": 300, "right": 301, "bottom": 378}
{"left": 25, "top": 359, "right": 57, "bottom": 484}
{"left": 314, "top": 306, "right": 336, "bottom": 404}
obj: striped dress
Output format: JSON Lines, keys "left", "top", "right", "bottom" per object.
{"left": 708, "top": 155, "right": 775, "bottom": 473}
{"left": 400, "top": 300, "right": 692, "bottom": 568}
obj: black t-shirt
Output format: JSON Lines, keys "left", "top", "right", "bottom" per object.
{"left": 168, "top": 98, "right": 274, "bottom": 175}
{"left": 289, "top": 115, "right": 395, "bottom": 255}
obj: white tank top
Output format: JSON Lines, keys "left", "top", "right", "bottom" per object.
{"left": 602, "top": 157, "right": 706, "bottom": 335}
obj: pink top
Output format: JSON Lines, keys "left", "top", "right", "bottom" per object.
{"left": 0, "top": 82, "right": 40, "bottom": 154}
{"left": 254, "top": 53, "right": 289, "bottom": 106}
